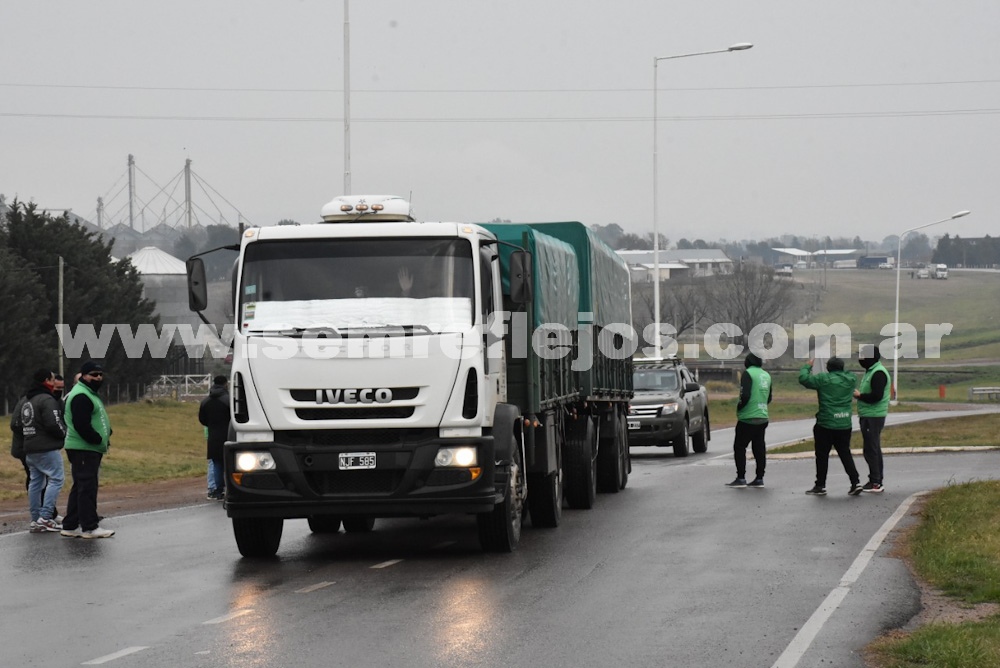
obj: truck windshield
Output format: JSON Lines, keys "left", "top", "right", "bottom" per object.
{"left": 239, "top": 238, "right": 475, "bottom": 334}
{"left": 633, "top": 369, "right": 680, "bottom": 392}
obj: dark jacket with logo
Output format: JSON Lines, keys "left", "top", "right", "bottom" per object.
{"left": 199, "top": 385, "right": 231, "bottom": 461}
{"left": 16, "top": 385, "right": 67, "bottom": 454}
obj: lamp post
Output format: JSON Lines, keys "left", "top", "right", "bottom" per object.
{"left": 652, "top": 43, "right": 752, "bottom": 358}
{"left": 891, "top": 210, "right": 970, "bottom": 403}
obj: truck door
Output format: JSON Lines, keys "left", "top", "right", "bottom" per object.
{"left": 480, "top": 244, "right": 505, "bottom": 413}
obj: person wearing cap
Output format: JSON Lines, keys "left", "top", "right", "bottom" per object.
{"left": 199, "top": 375, "right": 231, "bottom": 500}
{"left": 853, "top": 345, "right": 890, "bottom": 493}
{"left": 60, "top": 360, "right": 115, "bottom": 539}
{"left": 11, "top": 369, "right": 67, "bottom": 532}
{"left": 726, "top": 352, "right": 772, "bottom": 488}
{"left": 798, "top": 357, "right": 863, "bottom": 496}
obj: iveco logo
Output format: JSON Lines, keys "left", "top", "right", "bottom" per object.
{"left": 316, "top": 388, "right": 393, "bottom": 404}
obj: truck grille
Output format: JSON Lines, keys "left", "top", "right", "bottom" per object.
{"left": 295, "top": 406, "right": 415, "bottom": 420}
{"left": 282, "top": 428, "right": 437, "bottom": 447}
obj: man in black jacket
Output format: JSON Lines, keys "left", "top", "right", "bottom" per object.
{"left": 199, "top": 376, "right": 231, "bottom": 500}
{"left": 13, "top": 370, "right": 67, "bottom": 532}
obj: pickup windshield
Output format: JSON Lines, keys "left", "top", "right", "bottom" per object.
{"left": 633, "top": 369, "right": 680, "bottom": 392}
{"left": 239, "top": 238, "right": 474, "bottom": 334}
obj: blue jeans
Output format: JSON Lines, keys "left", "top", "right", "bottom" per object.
{"left": 208, "top": 459, "right": 224, "bottom": 494}
{"left": 26, "top": 450, "right": 65, "bottom": 522}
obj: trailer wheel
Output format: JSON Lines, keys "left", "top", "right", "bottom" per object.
{"left": 232, "top": 517, "right": 283, "bottom": 558}
{"left": 564, "top": 417, "right": 597, "bottom": 509}
{"left": 343, "top": 516, "right": 376, "bottom": 533}
{"left": 673, "top": 420, "right": 690, "bottom": 458}
{"left": 597, "top": 411, "right": 623, "bottom": 494}
{"left": 691, "top": 412, "right": 710, "bottom": 453}
{"left": 477, "top": 439, "right": 525, "bottom": 552}
{"left": 528, "top": 468, "right": 562, "bottom": 528}
{"left": 619, "top": 414, "right": 630, "bottom": 490}
{"left": 307, "top": 516, "right": 342, "bottom": 534}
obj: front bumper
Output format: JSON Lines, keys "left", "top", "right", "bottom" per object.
{"left": 627, "top": 414, "right": 685, "bottom": 447}
{"left": 224, "top": 434, "right": 498, "bottom": 519}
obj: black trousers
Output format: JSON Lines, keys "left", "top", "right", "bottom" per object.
{"left": 813, "top": 425, "right": 859, "bottom": 487}
{"left": 733, "top": 421, "right": 768, "bottom": 479}
{"left": 64, "top": 450, "right": 104, "bottom": 531}
{"left": 859, "top": 416, "right": 886, "bottom": 484}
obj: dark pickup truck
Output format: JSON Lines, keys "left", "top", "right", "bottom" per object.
{"left": 627, "top": 358, "right": 710, "bottom": 457}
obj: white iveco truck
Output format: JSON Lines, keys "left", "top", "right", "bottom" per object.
{"left": 187, "top": 195, "right": 633, "bottom": 557}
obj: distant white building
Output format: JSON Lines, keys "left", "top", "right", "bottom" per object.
{"left": 126, "top": 246, "right": 198, "bottom": 330}
{"left": 616, "top": 249, "right": 734, "bottom": 281}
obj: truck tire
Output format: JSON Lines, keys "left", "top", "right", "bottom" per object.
{"left": 307, "top": 516, "right": 342, "bottom": 533}
{"left": 619, "top": 415, "right": 630, "bottom": 490}
{"left": 343, "top": 517, "right": 376, "bottom": 533}
{"left": 477, "top": 437, "right": 525, "bottom": 552}
{"left": 597, "top": 411, "right": 623, "bottom": 494}
{"left": 691, "top": 412, "right": 710, "bottom": 453}
{"left": 232, "top": 517, "right": 283, "bottom": 558}
{"left": 528, "top": 469, "right": 562, "bottom": 528}
{"left": 673, "top": 420, "right": 690, "bottom": 458}
{"left": 564, "top": 417, "right": 597, "bottom": 509}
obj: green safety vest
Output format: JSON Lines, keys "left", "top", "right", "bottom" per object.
{"left": 737, "top": 366, "right": 771, "bottom": 422}
{"left": 857, "top": 361, "right": 890, "bottom": 418}
{"left": 64, "top": 382, "right": 111, "bottom": 453}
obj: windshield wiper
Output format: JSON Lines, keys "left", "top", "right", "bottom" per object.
{"left": 340, "top": 324, "right": 433, "bottom": 337}
{"left": 249, "top": 326, "right": 342, "bottom": 338}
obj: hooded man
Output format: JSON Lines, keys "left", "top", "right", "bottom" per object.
{"left": 799, "top": 357, "right": 863, "bottom": 496}
{"left": 199, "top": 375, "right": 231, "bottom": 500}
{"left": 726, "top": 352, "right": 772, "bottom": 488}
{"left": 853, "top": 345, "right": 890, "bottom": 493}
{"left": 60, "top": 360, "right": 115, "bottom": 539}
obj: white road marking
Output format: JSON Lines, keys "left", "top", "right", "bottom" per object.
{"left": 371, "top": 559, "right": 403, "bottom": 569}
{"left": 202, "top": 609, "right": 253, "bottom": 625}
{"left": 296, "top": 581, "right": 335, "bottom": 593}
{"left": 81, "top": 646, "right": 150, "bottom": 664}
{"left": 770, "top": 490, "right": 928, "bottom": 668}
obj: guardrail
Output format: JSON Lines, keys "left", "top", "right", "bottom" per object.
{"left": 968, "top": 386, "right": 1000, "bottom": 401}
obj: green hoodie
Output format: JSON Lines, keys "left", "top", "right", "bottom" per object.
{"left": 798, "top": 363, "right": 857, "bottom": 430}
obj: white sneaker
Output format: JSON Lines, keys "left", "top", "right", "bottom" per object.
{"left": 60, "top": 527, "right": 83, "bottom": 538}
{"left": 81, "top": 527, "right": 115, "bottom": 539}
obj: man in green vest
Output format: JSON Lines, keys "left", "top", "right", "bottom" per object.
{"left": 726, "top": 353, "right": 772, "bottom": 488}
{"left": 798, "top": 357, "right": 863, "bottom": 496}
{"left": 853, "top": 345, "right": 890, "bottom": 493}
{"left": 60, "top": 360, "right": 115, "bottom": 539}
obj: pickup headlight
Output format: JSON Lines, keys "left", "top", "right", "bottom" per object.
{"left": 435, "top": 446, "right": 478, "bottom": 468}
{"left": 660, "top": 402, "right": 680, "bottom": 416}
{"left": 235, "top": 451, "right": 276, "bottom": 472}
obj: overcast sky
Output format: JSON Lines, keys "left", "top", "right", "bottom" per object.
{"left": 2, "top": 1, "right": 998, "bottom": 246}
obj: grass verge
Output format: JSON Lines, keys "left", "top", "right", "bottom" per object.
{"left": 1, "top": 400, "right": 204, "bottom": 501}
{"left": 768, "top": 413, "right": 1000, "bottom": 455}
{"left": 865, "top": 481, "right": 1000, "bottom": 668}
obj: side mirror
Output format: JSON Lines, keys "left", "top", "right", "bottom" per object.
{"left": 509, "top": 250, "right": 533, "bottom": 305}
{"left": 684, "top": 382, "right": 701, "bottom": 393}
{"left": 187, "top": 258, "right": 208, "bottom": 312}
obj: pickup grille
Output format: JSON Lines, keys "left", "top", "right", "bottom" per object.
{"left": 630, "top": 405, "right": 662, "bottom": 418}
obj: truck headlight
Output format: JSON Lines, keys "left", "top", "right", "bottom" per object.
{"left": 235, "top": 451, "right": 276, "bottom": 472}
{"left": 435, "top": 446, "right": 478, "bottom": 468}
{"left": 660, "top": 402, "right": 680, "bottom": 416}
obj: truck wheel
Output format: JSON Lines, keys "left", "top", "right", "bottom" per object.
{"left": 619, "top": 415, "right": 630, "bottom": 490}
{"left": 528, "top": 469, "right": 562, "bottom": 528}
{"left": 477, "top": 439, "right": 525, "bottom": 552}
{"left": 232, "top": 517, "right": 283, "bottom": 558}
{"left": 691, "top": 413, "right": 710, "bottom": 453}
{"left": 564, "top": 417, "right": 597, "bottom": 509}
{"left": 673, "top": 420, "right": 690, "bottom": 458}
{"left": 307, "top": 516, "right": 342, "bottom": 533}
{"left": 597, "top": 412, "right": 623, "bottom": 494}
{"left": 343, "top": 517, "right": 376, "bottom": 533}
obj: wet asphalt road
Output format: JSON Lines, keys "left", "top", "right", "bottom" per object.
{"left": 1, "top": 411, "right": 998, "bottom": 668}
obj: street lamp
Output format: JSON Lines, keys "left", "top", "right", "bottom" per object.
{"left": 652, "top": 43, "right": 752, "bottom": 358}
{"left": 891, "top": 210, "right": 970, "bottom": 404}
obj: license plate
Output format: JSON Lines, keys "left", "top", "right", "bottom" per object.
{"left": 627, "top": 420, "right": 641, "bottom": 430}
{"left": 339, "top": 452, "right": 377, "bottom": 470}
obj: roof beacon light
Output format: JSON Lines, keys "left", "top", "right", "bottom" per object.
{"left": 321, "top": 195, "right": 414, "bottom": 223}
